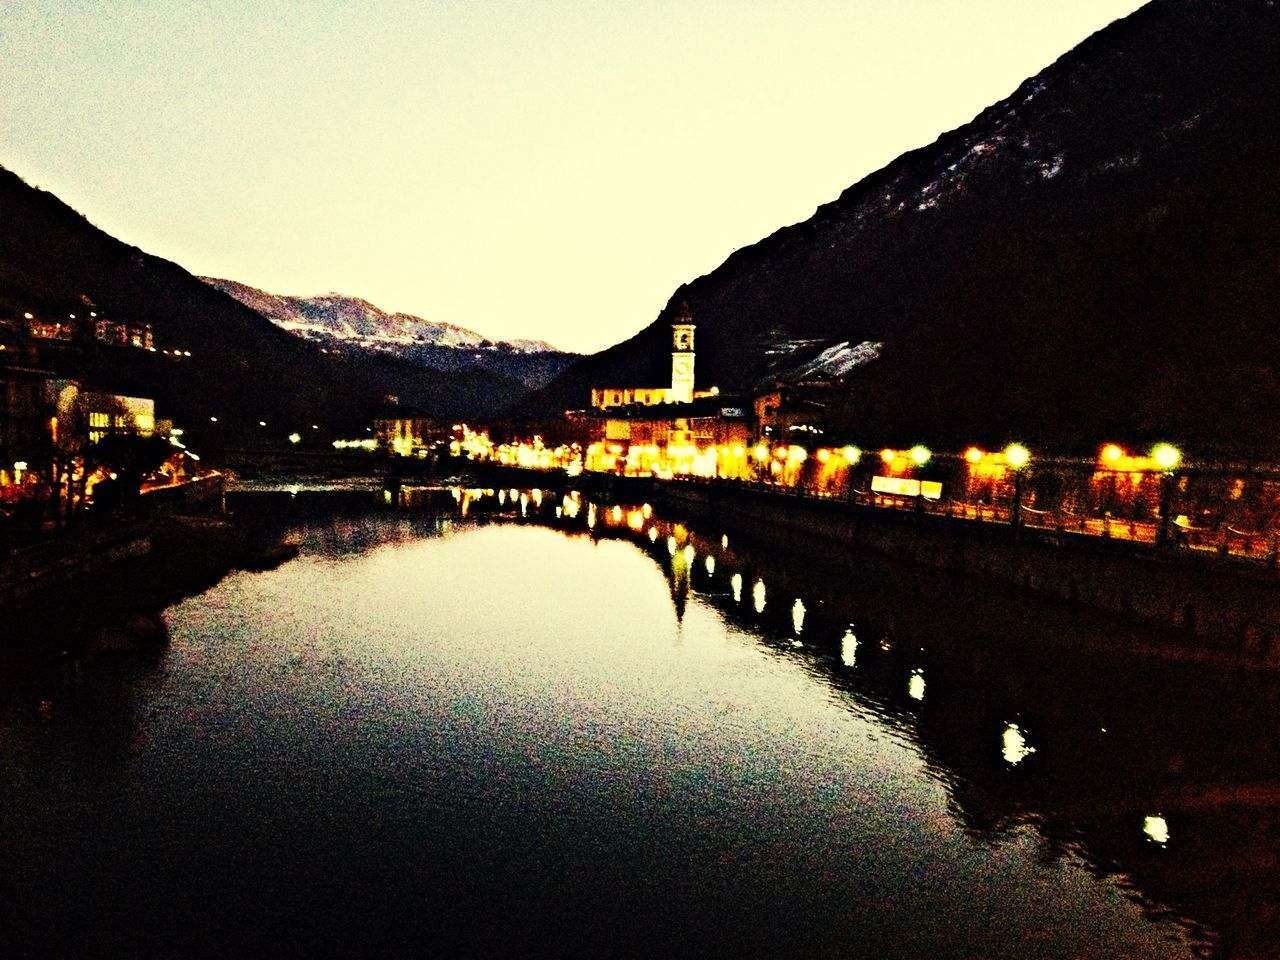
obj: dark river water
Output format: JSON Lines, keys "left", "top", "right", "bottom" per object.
{"left": 2, "top": 485, "right": 1278, "bottom": 958}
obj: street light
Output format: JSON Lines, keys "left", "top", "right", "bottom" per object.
{"left": 1153, "top": 443, "right": 1181, "bottom": 471}
{"left": 288, "top": 433, "right": 301, "bottom": 444}
{"left": 909, "top": 445, "right": 931, "bottom": 466}
{"left": 1005, "top": 443, "right": 1031, "bottom": 534}
{"left": 1153, "top": 443, "right": 1182, "bottom": 545}
{"left": 1005, "top": 443, "right": 1030, "bottom": 469}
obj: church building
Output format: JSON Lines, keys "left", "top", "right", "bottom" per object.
{"left": 589, "top": 304, "right": 712, "bottom": 409}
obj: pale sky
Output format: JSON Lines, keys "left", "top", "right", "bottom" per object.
{"left": 1, "top": 0, "right": 1148, "bottom": 353}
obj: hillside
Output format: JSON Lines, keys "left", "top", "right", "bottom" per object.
{"left": 0, "top": 167, "right": 526, "bottom": 449}
{"left": 202, "top": 278, "right": 576, "bottom": 390}
{"left": 537, "top": 0, "right": 1280, "bottom": 457}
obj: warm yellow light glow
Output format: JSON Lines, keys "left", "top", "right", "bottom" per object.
{"left": 732, "top": 445, "right": 745, "bottom": 458}
{"left": 752, "top": 579, "right": 766, "bottom": 613}
{"left": 788, "top": 446, "right": 807, "bottom": 463}
{"left": 704, "top": 555, "right": 715, "bottom": 576}
{"left": 842, "top": 446, "right": 861, "bottom": 465}
{"left": 721, "top": 534, "right": 728, "bottom": 549}
{"left": 965, "top": 447, "right": 983, "bottom": 464}
{"left": 840, "top": 629, "right": 858, "bottom": 668}
{"left": 648, "top": 526, "right": 659, "bottom": 543}
{"left": 14, "top": 461, "right": 28, "bottom": 472}
{"left": 753, "top": 443, "right": 769, "bottom": 462}
{"left": 816, "top": 449, "right": 830, "bottom": 463}
{"left": 1143, "top": 815, "right": 1169, "bottom": 846}
{"left": 731, "top": 573, "right": 743, "bottom": 603}
{"left": 1102, "top": 443, "right": 1124, "bottom": 464}
{"left": 682, "top": 544, "right": 695, "bottom": 563}
{"left": 667, "top": 536, "right": 677, "bottom": 556}
{"left": 1152, "top": 443, "right": 1181, "bottom": 471}
{"left": 641, "top": 503, "right": 652, "bottom": 519}
{"left": 1005, "top": 443, "right": 1030, "bottom": 469}
{"left": 611, "top": 505, "right": 622, "bottom": 522}
{"left": 1002, "top": 724, "right": 1036, "bottom": 765}
{"left": 908, "top": 669, "right": 926, "bottom": 701}
{"left": 880, "top": 448, "right": 896, "bottom": 464}
{"left": 288, "top": 432, "right": 301, "bottom": 444}
{"left": 791, "top": 598, "right": 806, "bottom": 634}
{"left": 909, "top": 445, "right": 931, "bottom": 466}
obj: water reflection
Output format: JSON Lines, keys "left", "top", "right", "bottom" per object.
{"left": 2, "top": 485, "right": 1276, "bottom": 956}
{"left": 417, "top": 482, "right": 1280, "bottom": 956}
{"left": 1002, "top": 723, "right": 1036, "bottom": 766}
{"left": 908, "top": 668, "right": 926, "bottom": 702}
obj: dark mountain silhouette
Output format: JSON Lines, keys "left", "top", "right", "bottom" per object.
{"left": 0, "top": 166, "right": 525, "bottom": 448}
{"left": 535, "top": 0, "right": 1280, "bottom": 457}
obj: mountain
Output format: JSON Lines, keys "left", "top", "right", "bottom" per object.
{"left": 0, "top": 166, "right": 527, "bottom": 450}
{"left": 202, "top": 278, "right": 576, "bottom": 391}
{"left": 537, "top": 0, "right": 1280, "bottom": 457}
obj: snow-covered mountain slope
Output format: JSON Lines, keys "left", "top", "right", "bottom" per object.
{"left": 203, "top": 278, "right": 574, "bottom": 389}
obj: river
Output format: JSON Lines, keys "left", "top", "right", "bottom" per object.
{"left": 1, "top": 485, "right": 1276, "bottom": 958}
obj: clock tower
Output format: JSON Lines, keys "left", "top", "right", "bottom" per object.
{"left": 670, "top": 303, "right": 695, "bottom": 404}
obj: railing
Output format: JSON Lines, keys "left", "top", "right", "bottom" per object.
{"left": 655, "top": 472, "right": 1280, "bottom": 568}
{"left": 463, "top": 458, "right": 1280, "bottom": 569}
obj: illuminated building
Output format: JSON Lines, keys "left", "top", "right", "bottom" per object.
{"left": 589, "top": 305, "right": 720, "bottom": 410}
{"left": 373, "top": 408, "right": 449, "bottom": 457}
{"left": 83, "top": 392, "right": 156, "bottom": 444}
{"left": 579, "top": 395, "right": 752, "bottom": 478}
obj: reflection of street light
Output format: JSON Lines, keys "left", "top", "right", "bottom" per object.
{"left": 1005, "top": 443, "right": 1030, "bottom": 534}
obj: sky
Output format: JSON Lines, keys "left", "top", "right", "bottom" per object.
{"left": 1, "top": 0, "right": 1149, "bottom": 353}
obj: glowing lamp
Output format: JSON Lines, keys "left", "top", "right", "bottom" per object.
{"left": 788, "top": 446, "right": 807, "bottom": 463}
{"left": 964, "top": 447, "right": 983, "bottom": 464}
{"left": 843, "top": 446, "right": 861, "bottom": 464}
{"left": 1153, "top": 443, "right": 1181, "bottom": 471}
{"left": 1102, "top": 444, "right": 1124, "bottom": 464}
{"left": 288, "top": 433, "right": 301, "bottom": 444}
{"left": 909, "top": 445, "right": 931, "bottom": 466}
{"left": 880, "top": 448, "right": 896, "bottom": 464}
{"left": 14, "top": 461, "right": 28, "bottom": 471}
{"left": 1004, "top": 443, "right": 1030, "bottom": 469}
{"left": 753, "top": 444, "right": 769, "bottom": 461}
{"left": 816, "top": 449, "right": 830, "bottom": 463}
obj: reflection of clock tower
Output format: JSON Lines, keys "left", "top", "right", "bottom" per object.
{"left": 670, "top": 302, "right": 695, "bottom": 404}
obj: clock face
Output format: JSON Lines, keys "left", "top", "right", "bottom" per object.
{"left": 672, "top": 356, "right": 693, "bottom": 378}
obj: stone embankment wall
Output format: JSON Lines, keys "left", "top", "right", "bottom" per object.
{"left": 1, "top": 474, "right": 227, "bottom": 610}
{"left": 0, "top": 521, "right": 154, "bottom": 607}
{"left": 664, "top": 482, "right": 1280, "bottom": 666}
